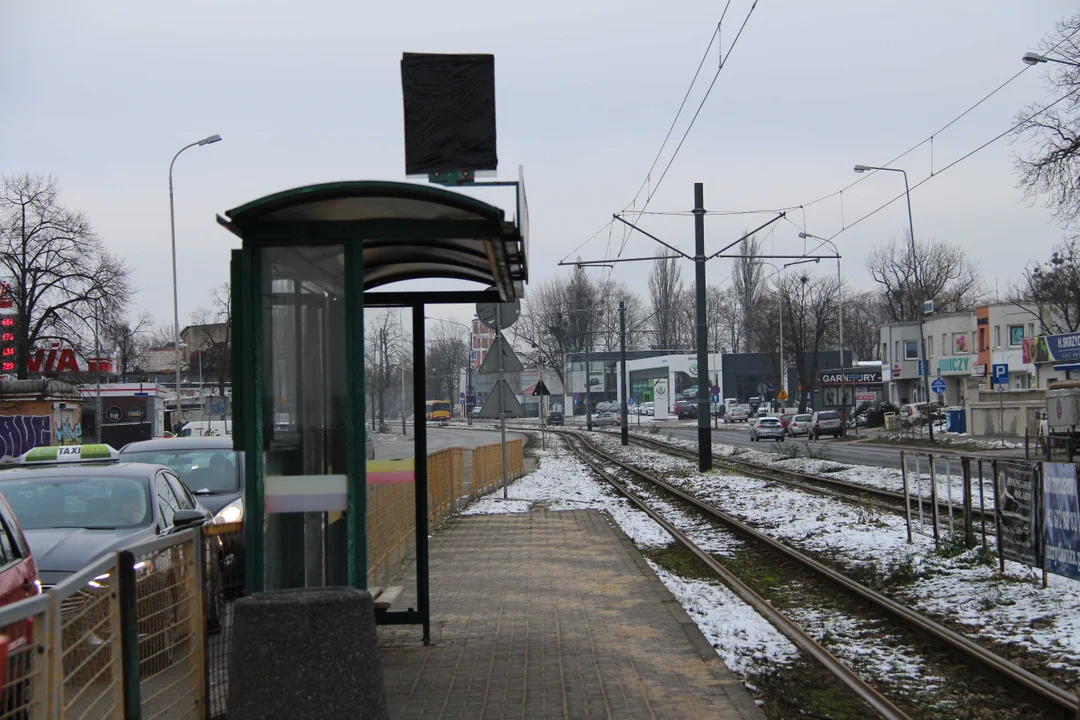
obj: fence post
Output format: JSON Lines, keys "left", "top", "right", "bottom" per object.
{"left": 915, "top": 454, "right": 924, "bottom": 531}
{"left": 1038, "top": 463, "right": 1048, "bottom": 589}
{"left": 977, "top": 460, "right": 987, "bottom": 549}
{"left": 992, "top": 460, "right": 1005, "bottom": 574}
{"left": 900, "top": 451, "right": 913, "bottom": 543}
{"left": 118, "top": 549, "right": 142, "bottom": 720}
{"left": 945, "top": 456, "right": 955, "bottom": 536}
{"left": 961, "top": 457, "right": 974, "bottom": 548}
{"left": 928, "top": 454, "right": 941, "bottom": 549}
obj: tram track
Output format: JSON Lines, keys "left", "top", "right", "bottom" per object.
{"left": 566, "top": 431, "right": 1078, "bottom": 719}
{"left": 602, "top": 429, "right": 998, "bottom": 528}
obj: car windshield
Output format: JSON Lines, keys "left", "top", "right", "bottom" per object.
{"left": 759, "top": 418, "right": 780, "bottom": 425}
{"left": 818, "top": 412, "right": 839, "bottom": 420}
{"left": 120, "top": 449, "right": 240, "bottom": 494}
{"left": 0, "top": 475, "right": 151, "bottom": 530}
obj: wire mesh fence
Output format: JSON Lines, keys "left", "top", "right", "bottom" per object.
{"left": 0, "top": 593, "right": 50, "bottom": 720}
{"left": 203, "top": 521, "right": 243, "bottom": 719}
{"left": 128, "top": 530, "right": 204, "bottom": 720}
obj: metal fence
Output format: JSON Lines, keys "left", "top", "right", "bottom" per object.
{"left": 900, "top": 451, "right": 995, "bottom": 549}
{"left": 203, "top": 522, "right": 243, "bottom": 720}
{"left": 0, "top": 528, "right": 205, "bottom": 719}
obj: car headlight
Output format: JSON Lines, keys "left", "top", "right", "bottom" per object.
{"left": 213, "top": 499, "right": 244, "bottom": 525}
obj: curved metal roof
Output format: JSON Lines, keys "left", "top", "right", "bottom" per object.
{"left": 218, "top": 181, "right": 526, "bottom": 299}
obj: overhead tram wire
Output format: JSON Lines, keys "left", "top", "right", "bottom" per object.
{"left": 611, "top": 0, "right": 760, "bottom": 266}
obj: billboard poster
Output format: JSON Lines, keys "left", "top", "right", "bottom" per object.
{"left": 1032, "top": 333, "right": 1080, "bottom": 364}
{"left": 1042, "top": 463, "right": 1080, "bottom": 581}
{"left": 996, "top": 461, "right": 1039, "bottom": 567}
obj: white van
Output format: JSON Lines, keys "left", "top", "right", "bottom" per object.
{"left": 180, "top": 420, "right": 232, "bottom": 437}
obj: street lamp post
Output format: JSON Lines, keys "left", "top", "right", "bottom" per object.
{"left": 799, "top": 232, "right": 845, "bottom": 416}
{"left": 1022, "top": 52, "right": 1080, "bottom": 69}
{"left": 854, "top": 163, "right": 933, "bottom": 441}
{"left": 169, "top": 134, "right": 221, "bottom": 428}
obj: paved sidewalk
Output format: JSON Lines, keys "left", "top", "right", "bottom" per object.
{"left": 379, "top": 510, "right": 764, "bottom": 719}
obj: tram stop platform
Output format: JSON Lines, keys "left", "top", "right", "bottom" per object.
{"left": 378, "top": 509, "right": 765, "bottom": 719}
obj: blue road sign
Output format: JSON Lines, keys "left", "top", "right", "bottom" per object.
{"left": 572, "top": 392, "right": 580, "bottom": 401}
{"left": 931, "top": 378, "right": 946, "bottom": 395}
{"left": 710, "top": 384, "right": 720, "bottom": 395}
{"left": 917, "top": 360, "right": 927, "bottom": 376}
{"left": 133, "top": 392, "right": 149, "bottom": 398}
{"left": 627, "top": 397, "right": 635, "bottom": 405}
{"left": 711, "top": 394, "right": 720, "bottom": 403}
{"left": 992, "top": 363, "right": 1009, "bottom": 386}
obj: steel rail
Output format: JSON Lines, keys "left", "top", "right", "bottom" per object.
{"left": 574, "top": 433, "right": 1078, "bottom": 716}
{"left": 562, "top": 434, "right": 911, "bottom": 720}
{"left": 612, "top": 430, "right": 996, "bottom": 525}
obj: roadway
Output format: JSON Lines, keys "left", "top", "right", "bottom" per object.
{"left": 372, "top": 424, "right": 525, "bottom": 460}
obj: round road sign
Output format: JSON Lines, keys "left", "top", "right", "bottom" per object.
{"left": 106, "top": 406, "right": 122, "bottom": 423}
{"left": 931, "top": 378, "right": 946, "bottom": 395}
{"left": 476, "top": 287, "right": 520, "bottom": 330}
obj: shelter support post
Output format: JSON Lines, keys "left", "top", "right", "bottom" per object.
{"left": 412, "top": 305, "right": 431, "bottom": 644}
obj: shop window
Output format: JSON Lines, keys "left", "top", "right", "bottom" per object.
{"left": 1008, "top": 325, "right": 1024, "bottom": 347}
{"left": 904, "top": 340, "right": 919, "bottom": 360}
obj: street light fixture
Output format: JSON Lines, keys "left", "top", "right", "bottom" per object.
{"left": 169, "top": 134, "right": 222, "bottom": 428}
{"left": 1022, "top": 52, "right": 1080, "bottom": 68}
{"left": 853, "top": 162, "right": 934, "bottom": 441}
{"left": 799, "top": 231, "right": 846, "bottom": 416}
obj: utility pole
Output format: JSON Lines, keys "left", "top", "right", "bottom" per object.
{"left": 693, "top": 183, "right": 711, "bottom": 472}
{"left": 619, "top": 301, "right": 628, "bottom": 446}
{"left": 498, "top": 305, "right": 509, "bottom": 499}
{"left": 539, "top": 334, "right": 546, "bottom": 449}
{"left": 585, "top": 346, "right": 593, "bottom": 432}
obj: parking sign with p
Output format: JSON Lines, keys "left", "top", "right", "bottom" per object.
{"left": 992, "top": 363, "right": 1009, "bottom": 387}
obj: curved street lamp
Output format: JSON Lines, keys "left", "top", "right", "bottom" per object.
{"left": 853, "top": 163, "right": 934, "bottom": 441}
{"left": 169, "top": 134, "right": 222, "bottom": 428}
{"left": 1022, "top": 51, "right": 1080, "bottom": 69}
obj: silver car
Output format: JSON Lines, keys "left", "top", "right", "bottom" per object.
{"left": 589, "top": 412, "right": 619, "bottom": 427}
{"left": 787, "top": 414, "right": 813, "bottom": 437}
{"left": 750, "top": 417, "right": 786, "bottom": 442}
{"left": 809, "top": 410, "right": 844, "bottom": 439}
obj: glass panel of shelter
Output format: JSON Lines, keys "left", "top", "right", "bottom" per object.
{"left": 261, "top": 246, "right": 348, "bottom": 590}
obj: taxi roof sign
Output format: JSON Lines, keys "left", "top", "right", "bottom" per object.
{"left": 20, "top": 444, "right": 120, "bottom": 464}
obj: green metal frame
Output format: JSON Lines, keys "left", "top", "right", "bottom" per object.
{"left": 223, "top": 180, "right": 526, "bottom": 635}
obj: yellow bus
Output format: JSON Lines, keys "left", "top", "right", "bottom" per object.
{"left": 425, "top": 400, "right": 451, "bottom": 423}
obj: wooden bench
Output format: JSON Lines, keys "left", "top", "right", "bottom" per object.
{"left": 371, "top": 585, "right": 403, "bottom": 611}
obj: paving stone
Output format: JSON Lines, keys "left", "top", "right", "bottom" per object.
{"left": 379, "top": 510, "right": 764, "bottom": 719}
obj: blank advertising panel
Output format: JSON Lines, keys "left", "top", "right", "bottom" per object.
{"left": 401, "top": 52, "right": 497, "bottom": 175}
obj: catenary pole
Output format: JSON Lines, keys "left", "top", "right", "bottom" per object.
{"left": 694, "top": 183, "right": 712, "bottom": 471}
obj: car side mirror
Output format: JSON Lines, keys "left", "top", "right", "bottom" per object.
{"left": 172, "top": 509, "right": 206, "bottom": 529}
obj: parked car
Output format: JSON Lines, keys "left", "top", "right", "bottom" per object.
{"left": 675, "top": 399, "right": 697, "bottom": 419}
{"left": 809, "top": 410, "right": 844, "bottom": 439}
{"left": 589, "top": 412, "right": 619, "bottom": 427}
{"left": 725, "top": 406, "right": 750, "bottom": 423}
{"left": 0, "top": 444, "right": 213, "bottom": 657}
{"left": 787, "top": 414, "right": 813, "bottom": 437}
{"left": 546, "top": 411, "right": 564, "bottom": 426}
{"left": 750, "top": 417, "right": 786, "bottom": 442}
{"left": 748, "top": 396, "right": 762, "bottom": 415}
{"left": 778, "top": 414, "right": 794, "bottom": 431}
{"left": 471, "top": 406, "right": 481, "bottom": 419}
{"left": 644, "top": 402, "right": 655, "bottom": 417}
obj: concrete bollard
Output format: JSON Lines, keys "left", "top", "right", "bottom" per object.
{"left": 226, "top": 587, "right": 389, "bottom": 720}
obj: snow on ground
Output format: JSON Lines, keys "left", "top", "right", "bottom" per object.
{"left": 591, "top": 432, "right": 1080, "bottom": 678}
{"left": 461, "top": 445, "right": 798, "bottom": 676}
{"left": 649, "top": 563, "right": 799, "bottom": 676}
{"left": 630, "top": 427, "right": 999, "bottom": 511}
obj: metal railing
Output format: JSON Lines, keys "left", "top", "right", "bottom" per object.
{"left": 0, "top": 528, "right": 205, "bottom": 719}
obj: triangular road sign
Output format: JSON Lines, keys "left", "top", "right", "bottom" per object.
{"left": 479, "top": 379, "right": 525, "bottom": 419}
{"left": 477, "top": 336, "right": 524, "bottom": 374}
{"left": 532, "top": 380, "right": 550, "bottom": 396}
{"left": 777, "top": 388, "right": 789, "bottom": 401}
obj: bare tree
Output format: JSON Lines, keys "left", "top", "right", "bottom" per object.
{"left": 1013, "top": 12, "right": 1080, "bottom": 226}
{"left": 777, "top": 272, "right": 840, "bottom": 412}
{"left": 426, "top": 321, "right": 469, "bottom": 403}
{"left": 1011, "top": 238, "right": 1080, "bottom": 332}
{"left": 731, "top": 234, "right": 765, "bottom": 349}
{"left": 365, "top": 310, "right": 404, "bottom": 432}
{"left": 844, "top": 289, "right": 890, "bottom": 361}
{"left": 146, "top": 323, "right": 176, "bottom": 349}
{"left": 188, "top": 282, "right": 231, "bottom": 395}
{"left": 104, "top": 311, "right": 154, "bottom": 382}
{"left": 518, "top": 264, "right": 605, "bottom": 387}
{"left": 0, "top": 173, "right": 133, "bottom": 377}
{"left": 865, "top": 233, "right": 984, "bottom": 322}
{"left": 648, "top": 249, "right": 683, "bottom": 350}
{"left": 711, "top": 286, "right": 744, "bottom": 353}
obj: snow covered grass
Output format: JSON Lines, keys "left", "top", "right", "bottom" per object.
{"left": 591, "top": 433, "right": 1080, "bottom": 681}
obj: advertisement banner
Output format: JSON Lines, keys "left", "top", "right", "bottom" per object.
{"left": 996, "top": 461, "right": 1039, "bottom": 567}
{"left": 1043, "top": 463, "right": 1080, "bottom": 581}
{"left": 1032, "top": 333, "right": 1080, "bottom": 364}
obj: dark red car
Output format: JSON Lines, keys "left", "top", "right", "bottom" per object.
{"left": 779, "top": 413, "right": 794, "bottom": 431}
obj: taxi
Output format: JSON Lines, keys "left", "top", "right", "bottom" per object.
{"left": 0, "top": 444, "right": 209, "bottom": 590}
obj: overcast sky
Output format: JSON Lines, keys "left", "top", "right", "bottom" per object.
{"left": 2, "top": 1, "right": 1076, "bottom": 338}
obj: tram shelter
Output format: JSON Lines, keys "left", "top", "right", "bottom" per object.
{"left": 220, "top": 180, "right": 528, "bottom": 642}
